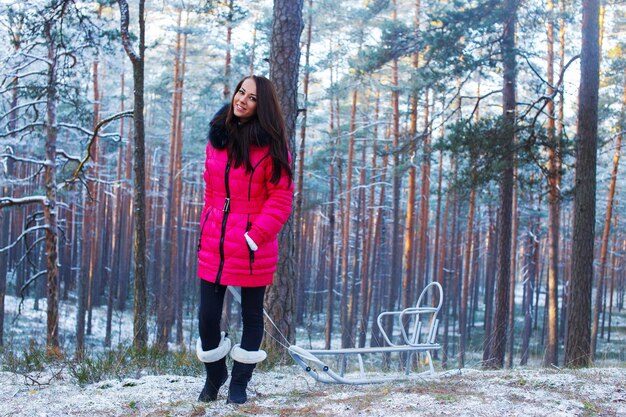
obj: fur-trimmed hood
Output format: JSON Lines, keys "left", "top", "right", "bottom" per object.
{"left": 208, "top": 104, "right": 271, "bottom": 149}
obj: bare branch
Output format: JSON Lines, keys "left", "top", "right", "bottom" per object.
{"left": 0, "top": 122, "right": 45, "bottom": 138}
{"left": 0, "top": 153, "right": 47, "bottom": 165}
{"left": 64, "top": 110, "right": 134, "bottom": 187}
{"left": 55, "top": 149, "right": 81, "bottom": 162}
{"left": 0, "top": 224, "right": 48, "bottom": 253}
{"left": 0, "top": 195, "right": 46, "bottom": 210}
{"left": 0, "top": 100, "right": 46, "bottom": 120}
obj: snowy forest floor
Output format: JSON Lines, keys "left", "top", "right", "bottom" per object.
{"left": 1, "top": 365, "right": 625, "bottom": 416}
{"left": 1, "top": 295, "right": 625, "bottom": 416}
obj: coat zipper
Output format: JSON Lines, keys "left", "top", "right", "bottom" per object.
{"left": 247, "top": 214, "right": 254, "bottom": 274}
{"left": 246, "top": 157, "right": 267, "bottom": 275}
{"left": 214, "top": 160, "right": 231, "bottom": 289}
{"left": 197, "top": 209, "right": 211, "bottom": 252}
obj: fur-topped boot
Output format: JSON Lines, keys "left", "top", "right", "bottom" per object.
{"left": 196, "top": 332, "right": 231, "bottom": 402}
{"left": 226, "top": 344, "right": 267, "bottom": 404}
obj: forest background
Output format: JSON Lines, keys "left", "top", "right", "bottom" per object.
{"left": 0, "top": 0, "right": 624, "bottom": 391}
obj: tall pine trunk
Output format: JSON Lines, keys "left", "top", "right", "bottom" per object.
{"left": 118, "top": 0, "right": 148, "bottom": 350}
{"left": 295, "top": 0, "right": 313, "bottom": 324}
{"left": 565, "top": 0, "right": 600, "bottom": 368}
{"left": 485, "top": 0, "right": 517, "bottom": 369}
{"left": 267, "top": 0, "right": 304, "bottom": 359}
{"left": 43, "top": 20, "right": 60, "bottom": 352}
{"left": 544, "top": 0, "right": 560, "bottom": 367}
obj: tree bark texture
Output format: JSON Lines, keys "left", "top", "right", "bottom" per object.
{"left": 44, "top": 20, "right": 60, "bottom": 351}
{"left": 485, "top": 0, "right": 517, "bottom": 369}
{"left": 267, "top": 0, "right": 304, "bottom": 359}
{"left": 565, "top": 0, "right": 599, "bottom": 368}
{"left": 118, "top": 0, "right": 148, "bottom": 351}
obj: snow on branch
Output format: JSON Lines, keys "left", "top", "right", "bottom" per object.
{"left": 0, "top": 224, "right": 48, "bottom": 253}
{"left": 55, "top": 149, "right": 81, "bottom": 162}
{"left": 0, "top": 195, "right": 46, "bottom": 210}
{"left": 0, "top": 122, "right": 45, "bottom": 138}
{"left": 0, "top": 153, "right": 47, "bottom": 165}
{"left": 0, "top": 100, "right": 46, "bottom": 120}
{"left": 64, "top": 110, "right": 134, "bottom": 187}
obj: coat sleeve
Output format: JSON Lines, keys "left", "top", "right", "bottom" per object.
{"left": 246, "top": 155, "right": 294, "bottom": 247}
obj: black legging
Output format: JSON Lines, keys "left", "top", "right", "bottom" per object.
{"left": 198, "top": 279, "right": 266, "bottom": 352}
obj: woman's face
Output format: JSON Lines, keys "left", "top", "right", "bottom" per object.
{"left": 232, "top": 78, "right": 258, "bottom": 123}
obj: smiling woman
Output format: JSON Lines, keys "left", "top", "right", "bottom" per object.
{"left": 195, "top": 75, "right": 293, "bottom": 405}
{"left": 232, "top": 78, "right": 257, "bottom": 122}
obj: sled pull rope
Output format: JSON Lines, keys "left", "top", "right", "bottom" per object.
{"left": 227, "top": 286, "right": 292, "bottom": 350}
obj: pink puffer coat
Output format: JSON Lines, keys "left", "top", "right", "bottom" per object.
{"left": 197, "top": 126, "right": 293, "bottom": 287}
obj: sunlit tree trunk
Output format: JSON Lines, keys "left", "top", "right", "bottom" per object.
{"left": 384, "top": 0, "right": 403, "bottom": 342}
{"left": 416, "top": 88, "right": 431, "bottom": 293}
{"left": 544, "top": 0, "right": 560, "bottom": 367}
{"left": 340, "top": 89, "right": 358, "bottom": 347}
{"left": 156, "top": 8, "right": 184, "bottom": 352}
{"left": 401, "top": 84, "right": 418, "bottom": 315}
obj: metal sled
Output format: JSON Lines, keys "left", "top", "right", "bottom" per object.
{"left": 288, "top": 281, "right": 444, "bottom": 384}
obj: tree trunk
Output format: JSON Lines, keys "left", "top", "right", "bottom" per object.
{"left": 43, "top": 21, "right": 60, "bottom": 352}
{"left": 482, "top": 205, "right": 497, "bottom": 362}
{"left": 565, "top": 0, "right": 600, "bottom": 368}
{"left": 266, "top": 0, "right": 304, "bottom": 359}
{"left": 459, "top": 172, "right": 476, "bottom": 368}
{"left": 325, "top": 80, "right": 337, "bottom": 349}
{"left": 295, "top": 0, "right": 313, "bottom": 324}
{"left": 358, "top": 91, "right": 378, "bottom": 348}
{"left": 340, "top": 90, "right": 357, "bottom": 348}
{"left": 485, "top": 0, "right": 517, "bottom": 369}
{"left": 401, "top": 88, "right": 417, "bottom": 314}
{"left": 506, "top": 164, "right": 518, "bottom": 368}
{"left": 118, "top": 0, "right": 148, "bottom": 351}
{"left": 591, "top": 68, "right": 624, "bottom": 356}
{"left": 520, "top": 199, "right": 539, "bottom": 366}
{"left": 402, "top": 1, "right": 421, "bottom": 313}
{"left": 156, "top": 7, "right": 183, "bottom": 352}
{"left": 223, "top": 0, "right": 233, "bottom": 100}
{"left": 416, "top": 88, "right": 431, "bottom": 293}
{"left": 385, "top": 0, "right": 403, "bottom": 343}
{"left": 358, "top": 91, "right": 380, "bottom": 347}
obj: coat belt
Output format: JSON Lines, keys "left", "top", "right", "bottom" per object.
{"left": 207, "top": 196, "right": 264, "bottom": 214}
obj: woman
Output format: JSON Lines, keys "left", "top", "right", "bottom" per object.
{"left": 195, "top": 75, "right": 293, "bottom": 404}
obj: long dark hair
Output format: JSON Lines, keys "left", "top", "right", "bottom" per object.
{"left": 211, "top": 75, "right": 292, "bottom": 185}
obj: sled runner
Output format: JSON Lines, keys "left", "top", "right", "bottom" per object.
{"left": 287, "top": 281, "right": 444, "bottom": 384}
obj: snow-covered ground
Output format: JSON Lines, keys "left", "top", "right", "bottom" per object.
{"left": 1, "top": 366, "right": 624, "bottom": 416}
{"left": 1, "top": 294, "right": 625, "bottom": 416}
